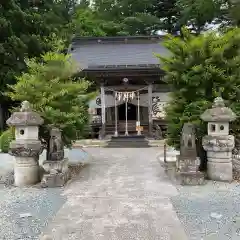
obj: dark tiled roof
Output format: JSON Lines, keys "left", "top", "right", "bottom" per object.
{"left": 70, "top": 36, "right": 169, "bottom": 70}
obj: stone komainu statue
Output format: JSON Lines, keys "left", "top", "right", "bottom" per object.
{"left": 48, "top": 128, "right": 64, "bottom": 161}
{"left": 181, "top": 123, "right": 196, "bottom": 151}
{"left": 176, "top": 123, "right": 205, "bottom": 185}
{"left": 177, "top": 123, "right": 198, "bottom": 172}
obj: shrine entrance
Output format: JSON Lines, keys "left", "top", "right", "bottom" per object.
{"left": 118, "top": 103, "right": 137, "bottom": 121}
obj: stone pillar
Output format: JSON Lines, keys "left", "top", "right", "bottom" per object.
{"left": 100, "top": 84, "right": 106, "bottom": 139}
{"left": 148, "top": 83, "right": 153, "bottom": 137}
{"left": 6, "top": 101, "right": 44, "bottom": 187}
{"left": 201, "top": 97, "right": 236, "bottom": 182}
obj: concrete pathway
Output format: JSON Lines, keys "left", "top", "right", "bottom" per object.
{"left": 41, "top": 148, "right": 188, "bottom": 240}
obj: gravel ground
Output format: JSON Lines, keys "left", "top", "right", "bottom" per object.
{"left": 158, "top": 148, "right": 240, "bottom": 239}
{"left": 0, "top": 186, "right": 66, "bottom": 240}
{"left": 3, "top": 147, "right": 240, "bottom": 240}
{"left": 0, "top": 148, "right": 91, "bottom": 240}
{"left": 171, "top": 181, "right": 240, "bottom": 240}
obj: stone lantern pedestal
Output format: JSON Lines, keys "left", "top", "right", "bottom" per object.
{"left": 6, "top": 101, "right": 44, "bottom": 187}
{"left": 201, "top": 97, "right": 236, "bottom": 182}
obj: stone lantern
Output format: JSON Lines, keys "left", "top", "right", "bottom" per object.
{"left": 201, "top": 97, "right": 236, "bottom": 181}
{"left": 6, "top": 101, "right": 44, "bottom": 186}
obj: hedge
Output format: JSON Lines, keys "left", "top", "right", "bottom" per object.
{"left": 0, "top": 128, "right": 15, "bottom": 153}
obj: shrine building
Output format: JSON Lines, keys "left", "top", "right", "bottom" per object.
{"left": 70, "top": 36, "right": 171, "bottom": 139}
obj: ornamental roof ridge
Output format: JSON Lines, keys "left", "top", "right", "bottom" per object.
{"left": 72, "top": 35, "right": 165, "bottom": 44}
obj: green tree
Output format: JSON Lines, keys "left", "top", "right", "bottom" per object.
{"left": 122, "top": 12, "right": 161, "bottom": 35}
{"left": 152, "top": 0, "right": 180, "bottom": 33}
{"left": 88, "top": 0, "right": 240, "bottom": 35}
{"left": 0, "top": 0, "right": 77, "bottom": 130}
{"left": 72, "top": 5, "right": 127, "bottom": 36}
{"left": 155, "top": 28, "right": 240, "bottom": 151}
{"left": 29, "top": 0, "right": 77, "bottom": 41}
{"left": 72, "top": 8, "right": 108, "bottom": 36}
{"left": 0, "top": 0, "right": 77, "bottom": 90}
{"left": 0, "top": 127, "right": 15, "bottom": 153}
{"left": 225, "top": 0, "right": 240, "bottom": 27}
{"left": 176, "top": 0, "right": 224, "bottom": 34}
{"left": 77, "top": 0, "right": 90, "bottom": 9}
{"left": 78, "top": 0, "right": 180, "bottom": 36}
{"left": 0, "top": 1, "right": 27, "bottom": 90}
{"left": 7, "top": 50, "right": 94, "bottom": 156}
{"left": 92, "top": 0, "right": 161, "bottom": 35}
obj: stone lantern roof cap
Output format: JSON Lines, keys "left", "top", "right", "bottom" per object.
{"left": 6, "top": 101, "right": 44, "bottom": 126}
{"left": 201, "top": 97, "right": 237, "bottom": 122}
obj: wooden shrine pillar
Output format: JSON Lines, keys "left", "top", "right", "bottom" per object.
{"left": 100, "top": 83, "right": 106, "bottom": 139}
{"left": 114, "top": 92, "right": 118, "bottom": 136}
{"left": 148, "top": 83, "right": 153, "bottom": 137}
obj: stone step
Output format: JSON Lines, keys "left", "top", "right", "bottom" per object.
{"left": 148, "top": 139, "right": 165, "bottom": 147}
{"left": 109, "top": 138, "right": 147, "bottom": 142}
{"left": 73, "top": 140, "right": 108, "bottom": 148}
{"left": 106, "top": 141, "right": 148, "bottom": 144}
{"left": 73, "top": 138, "right": 166, "bottom": 148}
{"left": 106, "top": 144, "right": 150, "bottom": 148}
{"left": 106, "top": 135, "right": 150, "bottom": 148}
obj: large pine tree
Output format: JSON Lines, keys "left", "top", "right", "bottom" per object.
{"left": 156, "top": 28, "right": 240, "bottom": 149}
{"left": 155, "top": 28, "right": 240, "bottom": 169}
{"left": 0, "top": 0, "right": 77, "bottom": 129}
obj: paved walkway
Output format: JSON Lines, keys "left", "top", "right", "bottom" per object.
{"left": 41, "top": 148, "right": 188, "bottom": 240}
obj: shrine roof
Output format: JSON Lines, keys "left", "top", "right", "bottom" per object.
{"left": 69, "top": 36, "right": 169, "bottom": 71}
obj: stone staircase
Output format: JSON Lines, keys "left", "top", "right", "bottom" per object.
{"left": 73, "top": 138, "right": 165, "bottom": 148}
{"left": 106, "top": 135, "right": 150, "bottom": 148}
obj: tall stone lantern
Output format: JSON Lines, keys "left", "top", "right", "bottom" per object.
{"left": 201, "top": 97, "right": 236, "bottom": 181}
{"left": 6, "top": 101, "right": 44, "bottom": 187}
